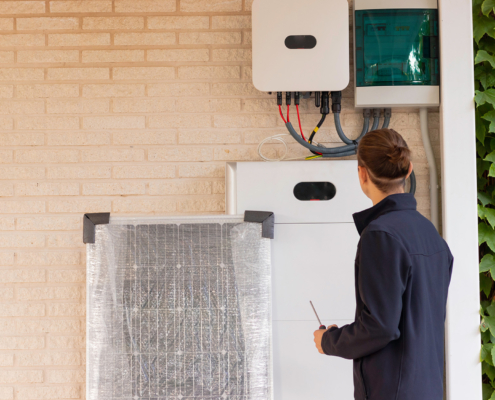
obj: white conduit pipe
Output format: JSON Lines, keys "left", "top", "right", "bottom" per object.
{"left": 419, "top": 108, "right": 439, "bottom": 231}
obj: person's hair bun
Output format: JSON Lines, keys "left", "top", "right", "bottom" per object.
{"left": 388, "top": 145, "right": 411, "bottom": 172}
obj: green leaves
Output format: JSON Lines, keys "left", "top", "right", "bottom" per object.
{"left": 484, "top": 110, "right": 495, "bottom": 133}
{"left": 479, "top": 191, "right": 494, "bottom": 206}
{"left": 487, "top": 151, "right": 495, "bottom": 163}
{"left": 483, "top": 0, "right": 495, "bottom": 16}
{"left": 484, "top": 383, "right": 494, "bottom": 400}
{"left": 477, "top": 50, "right": 495, "bottom": 69}
{"left": 481, "top": 302, "right": 495, "bottom": 336}
{"left": 482, "top": 342, "right": 495, "bottom": 364}
{"left": 476, "top": 63, "right": 495, "bottom": 90}
{"left": 474, "top": 14, "right": 495, "bottom": 43}
{"left": 478, "top": 110, "right": 489, "bottom": 143}
{"left": 479, "top": 222, "right": 495, "bottom": 252}
{"left": 476, "top": 89, "right": 495, "bottom": 107}
{"left": 475, "top": 3, "right": 495, "bottom": 396}
{"left": 481, "top": 254, "right": 495, "bottom": 274}
{"left": 482, "top": 273, "right": 494, "bottom": 297}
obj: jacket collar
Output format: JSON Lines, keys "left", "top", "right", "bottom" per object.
{"left": 353, "top": 193, "right": 417, "bottom": 235}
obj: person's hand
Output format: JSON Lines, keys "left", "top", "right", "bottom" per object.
{"left": 313, "top": 325, "right": 337, "bottom": 354}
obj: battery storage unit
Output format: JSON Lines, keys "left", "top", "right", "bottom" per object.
{"left": 226, "top": 161, "right": 370, "bottom": 399}
{"left": 354, "top": 0, "right": 440, "bottom": 108}
{"left": 252, "top": 0, "right": 350, "bottom": 92}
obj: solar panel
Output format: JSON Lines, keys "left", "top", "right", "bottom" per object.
{"left": 87, "top": 217, "right": 272, "bottom": 400}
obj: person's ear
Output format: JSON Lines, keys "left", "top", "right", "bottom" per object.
{"left": 358, "top": 166, "right": 368, "bottom": 185}
{"left": 406, "top": 162, "right": 413, "bottom": 179}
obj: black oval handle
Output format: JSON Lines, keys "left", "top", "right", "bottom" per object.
{"left": 293, "top": 182, "right": 336, "bottom": 201}
{"left": 285, "top": 35, "right": 317, "bottom": 49}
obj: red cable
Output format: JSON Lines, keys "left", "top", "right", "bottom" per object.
{"left": 281, "top": 103, "right": 321, "bottom": 155}
{"left": 296, "top": 105, "right": 306, "bottom": 141}
{"left": 279, "top": 105, "right": 286, "bottom": 124}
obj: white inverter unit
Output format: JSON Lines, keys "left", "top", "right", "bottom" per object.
{"left": 252, "top": 0, "right": 350, "bottom": 92}
{"left": 226, "top": 160, "right": 370, "bottom": 399}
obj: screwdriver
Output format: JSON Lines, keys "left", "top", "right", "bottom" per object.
{"left": 310, "top": 300, "right": 326, "bottom": 330}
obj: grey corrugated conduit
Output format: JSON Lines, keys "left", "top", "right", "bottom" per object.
{"left": 409, "top": 171, "right": 417, "bottom": 195}
{"left": 334, "top": 112, "right": 370, "bottom": 145}
{"left": 382, "top": 108, "right": 391, "bottom": 129}
{"left": 333, "top": 113, "right": 354, "bottom": 145}
{"left": 371, "top": 109, "right": 381, "bottom": 131}
{"left": 419, "top": 108, "right": 438, "bottom": 230}
{"left": 285, "top": 122, "right": 358, "bottom": 157}
{"left": 279, "top": 92, "right": 416, "bottom": 195}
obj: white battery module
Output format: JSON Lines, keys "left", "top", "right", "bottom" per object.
{"left": 252, "top": 0, "right": 350, "bottom": 92}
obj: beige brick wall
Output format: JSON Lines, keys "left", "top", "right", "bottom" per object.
{"left": 0, "top": 1, "right": 439, "bottom": 399}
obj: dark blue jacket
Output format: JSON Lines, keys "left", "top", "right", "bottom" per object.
{"left": 321, "top": 193, "right": 453, "bottom": 400}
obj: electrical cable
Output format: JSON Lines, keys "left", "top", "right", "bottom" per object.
{"left": 296, "top": 105, "right": 306, "bottom": 141}
{"left": 371, "top": 118, "right": 379, "bottom": 131}
{"left": 278, "top": 105, "right": 286, "bottom": 124}
{"left": 371, "top": 117, "right": 380, "bottom": 131}
{"left": 382, "top": 117, "right": 390, "bottom": 129}
{"left": 334, "top": 114, "right": 356, "bottom": 145}
{"left": 382, "top": 108, "right": 391, "bottom": 129}
{"left": 333, "top": 110, "right": 371, "bottom": 145}
{"left": 307, "top": 114, "right": 326, "bottom": 156}
{"left": 370, "top": 109, "right": 381, "bottom": 131}
{"left": 257, "top": 133, "right": 308, "bottom": 162}
{"left": 419, "top": 108, "right": 437, "bottom": 227}
{"left": 257, "top": 133, "right": 289, "bottom": 161}
{"left": 285, "top": 122, "right": 358, "bottom": 155}
{"left": 308, "top": 114, "right": 326, "bottom": 144}
{"left": 273, "top": 94, "right": 415, "bottom": 195}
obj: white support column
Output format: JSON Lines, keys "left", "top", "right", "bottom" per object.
{"left": 438, "top": 0, "right": 482, "bottom": 399}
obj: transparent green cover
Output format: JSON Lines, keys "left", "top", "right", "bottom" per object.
{"left": 355, "top": 9, "right": 439, "bottom": 87}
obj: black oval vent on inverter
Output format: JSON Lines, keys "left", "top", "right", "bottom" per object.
{"left": 293, "top": 182, "right": 336, "bottom": 201}
{"left": 285, "top": 35, "right": 317, "bottom": 49}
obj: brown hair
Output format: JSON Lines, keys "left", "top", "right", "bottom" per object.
{"left": 357, "top": 129, "right": 411, "bottom": 193}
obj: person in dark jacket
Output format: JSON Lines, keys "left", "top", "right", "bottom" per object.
{"left": 313, "top": 129, "right": 453, "bottom": 400}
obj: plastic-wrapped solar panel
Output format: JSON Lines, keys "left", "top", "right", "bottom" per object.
{"left": 86, "top": 216, "right": 272, "bottom": 400}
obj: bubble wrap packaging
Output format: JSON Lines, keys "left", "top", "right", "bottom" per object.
{"left": 86, "top": 216, "right": 272, "bottom": 400}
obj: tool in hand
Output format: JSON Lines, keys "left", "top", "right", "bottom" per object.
{"left": 310, "top": 300, "right": 326, "bottom": 330}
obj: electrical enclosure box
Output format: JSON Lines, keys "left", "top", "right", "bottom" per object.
{"left": 226, "top": 161, "right": 371, "bottom": 400}
{"left": 354, "top": 0, "right": 440, "bottom": 108}
{"left": 252, "top": 0, "right": 350, "bottom": 92}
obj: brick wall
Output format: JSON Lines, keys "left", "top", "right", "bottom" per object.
{"left": 0, "top": 1, "right": 438, "bottom": 399}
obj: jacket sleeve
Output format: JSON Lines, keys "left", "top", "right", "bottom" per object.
{"left": 321, "top": 230, "right": 411, "bottom": 360}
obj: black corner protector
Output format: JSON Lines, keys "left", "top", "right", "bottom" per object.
{"left": 244, "top": 211, "right": 275, "bottom": 239}
{"left": 83, "top": 213, "right": 110, "bottom": 244}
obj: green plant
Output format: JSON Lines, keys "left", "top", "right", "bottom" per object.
{"left": 474, "top": 0, "right": 495, "bottom": 399}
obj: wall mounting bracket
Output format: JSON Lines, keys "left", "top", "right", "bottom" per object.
{"left": 83, "top": 213, "right": 110, "bottom": 244}
{"left": 244, "top": 211, "right": 275, "bottom": 239}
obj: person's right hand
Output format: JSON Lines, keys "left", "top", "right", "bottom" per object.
{"left": 313, "top": 324, "right": 337, "bottom": 354}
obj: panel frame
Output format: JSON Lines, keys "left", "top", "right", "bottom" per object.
{"left": 86, "top": 215, "right": 273, "bottom": 400}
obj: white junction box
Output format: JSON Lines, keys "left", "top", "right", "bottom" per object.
{"left": 226, "top": 161, "right": 370, "bottom": 400}
{"left": 252, "top": 0, "right": 350, "bottom": 92}
{"left": 353, "top": 0, "right": 440, "bottom": 108}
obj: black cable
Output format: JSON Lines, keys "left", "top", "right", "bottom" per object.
{"left": 308, "top": 114, "right": 327, "bottom": 144}
{"left": 307, "top": 114, "right": 327, "bottom": 156}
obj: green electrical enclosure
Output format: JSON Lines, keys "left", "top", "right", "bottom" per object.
{"left": 354, "top": 9, "right": 439, "bottom": 88}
